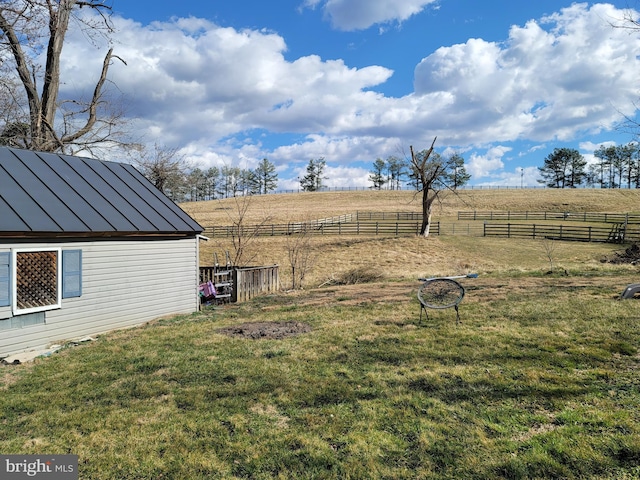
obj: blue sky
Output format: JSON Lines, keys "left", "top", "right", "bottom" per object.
{"left": 63, "top": 1, "right": 640, "bottom": 188}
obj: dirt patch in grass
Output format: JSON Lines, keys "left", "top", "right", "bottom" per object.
{"left": 270, "top": 274, "right": 640, "bottom": 309}
{"left": 604, "top": 243, "right": 640, "bottom": 265}
{"left": 217, "top": 321, "right": 312, "bottom": 339}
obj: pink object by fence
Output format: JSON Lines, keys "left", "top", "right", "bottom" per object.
{"left": 199, "top": 281, "right": 217, "bottom": 297}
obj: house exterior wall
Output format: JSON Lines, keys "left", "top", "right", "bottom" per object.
{"left": 0, "top": 237, "right": 199, "bottom": 357}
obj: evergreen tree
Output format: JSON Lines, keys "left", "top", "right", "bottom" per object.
{"left": 369, "top": 158, "right": 387, "bottom": 189}
{"left": 445, "top": 153, "right": 471, "bottom": 189}
{"left": 251, "top": 158, "right": 278, "bottom": 194}
{"left": 386, "top": 156, "right": 406, "bottom": 190}
{"left": 538, "top": 148, "right": 586, "bottom": 188}
{"left": 300, "top": 158, "right": 327, "bottom": 192}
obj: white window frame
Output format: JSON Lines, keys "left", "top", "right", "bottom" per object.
{"left": 12, "top": 247, "right": 62, "bottom": 315}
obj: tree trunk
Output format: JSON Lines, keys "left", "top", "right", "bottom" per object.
{"left": 39, "top": 0, "right": 74, "bottom": 150}
{"left": 420, "top": 187, "right": 430, "bottom": 236}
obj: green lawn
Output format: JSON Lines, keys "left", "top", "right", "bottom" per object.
{"left": 1, "top": 272, "right": 640, "bottom": 479}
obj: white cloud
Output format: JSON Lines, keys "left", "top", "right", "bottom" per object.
{"left": 306, "top": 0, "right": 439, "bottom": 31}
{"left": 57, "top": 3, "right": 640, "bottom": 182}
{"left": 413, "top": 3, "right": 640, "bottom": 143}
{"left": 579, "top": 140, "right": 616, "bottom": 152}
{"left": 467, "top": 146, "right": 511, "bottom": 179}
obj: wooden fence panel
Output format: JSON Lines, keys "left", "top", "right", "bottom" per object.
{"left": 482, "top": 223, "right": 640, "bottom": 243}
{"left": 202, "top": 220, "right": 439, "bottom": 237}
{"left": 232, "top": 265, "right": 279, "bottom": 303}
{"left": 200, "top": 265, "right": 279, "bottom": 303}
{"left": 459, "top": 211, "right": 640, "bottom": 224}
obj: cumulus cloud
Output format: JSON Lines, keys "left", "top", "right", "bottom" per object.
{"left": 302, "top": 0, "right": 439, "bottom": 31}
{"left": 57, "top": 3, "right": 640, "bottom": 182}
{"left": 61, "top": 14, "right": 396, "bottom": 149}
{"left": 414, "top": 3, "right": 640, "bottom": 144}
{"left": 466, "top": 146, "right": 511, "bottom": 178}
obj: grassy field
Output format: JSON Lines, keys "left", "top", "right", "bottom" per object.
{"left": 2, "top": 189, "right": 640, "bottom": 479}
{"left": 182, "top": 188, "right": 640, "bottom": 288}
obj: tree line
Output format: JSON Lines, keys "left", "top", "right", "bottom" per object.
{"left": 368, "top": 151, "right": 470, "bottom": 191}
{"left": 538, "top": 143, "right": 640, "bottom": 188}
{"left": 132, "top": 148, "right": 280, "bottom": 202}
{"left": 0, "top": 1, "right": 638, "bottom": 206}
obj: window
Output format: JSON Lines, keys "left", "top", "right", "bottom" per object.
{"left": 12, "top": 248, "right": 61, "bottom": 315}
{"left": 0, "top": 252, "right": 9, "bottom": 307}
{"left": 2, "top": 248, "right": 83, "bottom": 316}
{"left": 62, "top": 249, "right": 82, "bottom": 298}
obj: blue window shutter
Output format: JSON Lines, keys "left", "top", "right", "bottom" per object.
{"left": 0, "top": 252, "right": 9, "bottom": 306}
{"left": 62, "top": 250, "right": 82, "bottom": 298}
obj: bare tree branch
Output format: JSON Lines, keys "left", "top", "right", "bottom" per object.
{"left": 0, "top": 0, "right": 127, "bottom": 153}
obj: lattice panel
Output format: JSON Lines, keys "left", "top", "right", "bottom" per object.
{"left": 16, "top": 251, "right": 58, "bottom": 310}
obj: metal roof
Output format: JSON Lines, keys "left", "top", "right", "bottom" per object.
{"left": 0, "top": 147, "right": 203, "bottom": 237}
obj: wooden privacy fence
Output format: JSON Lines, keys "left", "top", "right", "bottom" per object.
{"left": 233, "top": 265, "right": 279, "bottom": 302}
{"left": 459, "top": 211, "right": 640, "bottom": 224}
{"left": 482, "top": 223, "right": 640, "bottom": 243}
{"left": 200, "top": 265, "right": 279, "bottom": 303}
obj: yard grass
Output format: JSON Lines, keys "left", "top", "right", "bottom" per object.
{"left": 2, "top": 189, "right": 640, "bottom": 479}
{"left": 2, "top": 271, "right": 640, "bottom": 479}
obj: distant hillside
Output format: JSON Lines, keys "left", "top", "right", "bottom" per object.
{"left": 181, "top": 188, "right": 639, "bottom": 287}
{"left": 181, "top": 188, "right": 640, "bottom": 226}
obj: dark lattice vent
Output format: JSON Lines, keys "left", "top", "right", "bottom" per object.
{"left": 16, "top": 251, "right": 58, "bottom": 310}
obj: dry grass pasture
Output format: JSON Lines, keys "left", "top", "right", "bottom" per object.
{"left": 181, "top": 188, "right": 640, "bottom": 289}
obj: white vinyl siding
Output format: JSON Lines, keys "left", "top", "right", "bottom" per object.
{"left": 0, "top": 238, "right": 199, "bottom": 357}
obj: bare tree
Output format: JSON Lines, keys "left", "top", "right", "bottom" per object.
{"left": 409, "top": 137, "right": 440, "bottom": 237}
{"left": 409, "top": 137, "right": 473, "bottom": 237}
{"left": 0, "top": 0, "right": 127, "bottom": 154}
{"left": 609, "top": 7, "right": 640, "bottom": 139}
{"left": 285, "top": 220, "right": 315, "bottom": 290}
{"left": 224, "top": 195, "right": 273, "bottom": 267}
{"left": 132, "top": 144, "right": 190, "bottom": 200}
{"left": 540, "top": 238, "right": 558, "bottom": 273}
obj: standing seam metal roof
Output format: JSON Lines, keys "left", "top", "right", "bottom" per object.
{"left": 0, "top": 147, "right": 203, "bottom": 235}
